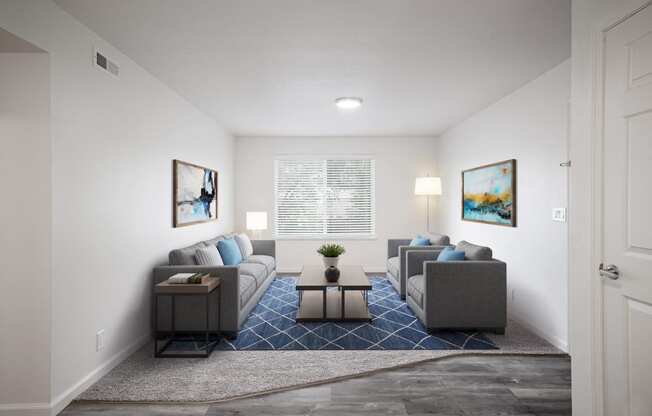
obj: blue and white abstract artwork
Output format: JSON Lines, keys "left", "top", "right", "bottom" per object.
{"left": 174, "top": 160, "right": 218, "bottom": 227}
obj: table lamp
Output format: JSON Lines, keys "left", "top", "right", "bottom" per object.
{"left": 246, "top": 211, "right": 268, "bottom": 240}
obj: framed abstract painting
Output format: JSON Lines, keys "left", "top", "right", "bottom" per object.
{"left": 462, "top": 159, "right": 516, "bottom": 227}
{"left": 173, "top": 160, "right": 218, "bottom": 227}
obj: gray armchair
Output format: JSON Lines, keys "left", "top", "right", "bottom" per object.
{"left": 404, "top": 241, "right": 506, "bottom": 334}
{"left": 386, "top": 234, "right": 450, "bottom": 298}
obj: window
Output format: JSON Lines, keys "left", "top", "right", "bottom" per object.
{"left": 274, "top": 158, "right": 376, "bottom": 238}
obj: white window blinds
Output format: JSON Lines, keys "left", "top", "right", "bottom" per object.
{"left": 275, "top": 158, "right": 376, "bottom": 238}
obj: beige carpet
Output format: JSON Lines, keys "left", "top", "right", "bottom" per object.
{"left": 77, "top": 319, "right": 564, "bottom": 403}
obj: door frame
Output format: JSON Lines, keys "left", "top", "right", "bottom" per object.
{"left": 588, "top": 2, "right": 652, "bottom": 415}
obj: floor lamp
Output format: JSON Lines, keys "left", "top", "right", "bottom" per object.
{"left": 414, "top": 176, "right": 442, "bottom": 234}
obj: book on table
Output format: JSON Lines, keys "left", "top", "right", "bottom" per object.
{"left": 167, "top": 273, "right": 210, "bottom": 284}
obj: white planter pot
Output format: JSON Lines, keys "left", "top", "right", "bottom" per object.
{"left": 322, "top": 256, "right": 339, "bottom": 269}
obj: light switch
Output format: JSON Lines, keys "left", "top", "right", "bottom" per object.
{"left": 552, "top": 208, "right": 567, "bottom": 222}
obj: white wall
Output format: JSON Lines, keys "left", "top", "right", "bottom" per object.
{"left": 235, "top": 136, "right": 437, "bottom": 272}
{"left": 0, "top": 1, "right": 235, "bottom": 414}
{"left": 0, "top": 53, "right": 52, "bottom": 411}
{"left": 435, "top": 60, "right": 570, "bottom": 351}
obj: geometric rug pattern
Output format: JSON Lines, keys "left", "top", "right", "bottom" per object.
{"left": 212, "top": 276, "right": 497, "bottom": 351}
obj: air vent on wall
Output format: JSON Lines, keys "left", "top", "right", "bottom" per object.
{"left": 94, "top": 49, "right": 119, "bottom": 77}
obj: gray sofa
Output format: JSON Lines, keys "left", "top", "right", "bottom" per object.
{"left": 386, "top": 234, "right": 451, "bottom": 298}
{"left": 405, "top": 240, "right": 506, "bottom": 334}
{"left": 153, "top": 234, "right": 276, "bottom": 339}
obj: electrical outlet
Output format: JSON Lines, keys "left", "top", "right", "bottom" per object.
{"left": 96, "top": 329, "right": 105, "bottom": 352}
{"left": 552, "top": 208, "right": 567, "bottom": 222}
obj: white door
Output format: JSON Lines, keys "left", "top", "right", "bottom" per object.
{"left": 602, "top": 5, "right": 652, "bottom": 416}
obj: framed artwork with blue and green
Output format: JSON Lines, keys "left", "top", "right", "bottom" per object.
{"left": 462, "top": 159, "right": 516, "bottom": 227}
{"left": 173, "top": 159, "right": 218, "bottom": 227}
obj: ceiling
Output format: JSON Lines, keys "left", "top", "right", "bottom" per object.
{"left": 55, "top": 0, "right": 570, "bottom": 137}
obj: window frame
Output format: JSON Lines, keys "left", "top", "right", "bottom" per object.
{"left": 273, "top": 155, "right": 376, "bottom": 240}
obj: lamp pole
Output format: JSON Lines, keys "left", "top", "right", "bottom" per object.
{"left": 426, "top": 195, "right": 430, "bottom": 234}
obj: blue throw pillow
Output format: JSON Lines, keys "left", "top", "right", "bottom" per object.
{"left": 217, "top": 238, "right": 243, "bottom": 265}
{"left": 409, "top": 236, "right": 430, "bottom": 246}
{"left": 437, "top": 247, "right": 465, "bottom": 261}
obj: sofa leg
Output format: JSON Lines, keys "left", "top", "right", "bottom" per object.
{"left": 222, "top": 331, "right": 238, "bottom": 340}
{"left": 492, "top": 328, "right": 505, "bottom": 335}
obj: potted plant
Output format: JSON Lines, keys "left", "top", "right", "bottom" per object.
{"left": 317, "top": 243, "right": 345, "bottom": 269}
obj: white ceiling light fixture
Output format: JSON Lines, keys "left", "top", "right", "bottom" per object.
{"left": 334, "top": 97, "right": 363, "bottom": 110}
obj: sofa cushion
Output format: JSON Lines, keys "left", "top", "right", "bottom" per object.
{"left": 455, "top": 240, "right": 493, "bottom": 260}
{"left": 429, "top": 233, "right": 451, "bottom": 246}
{"left": 437, "top": 247, "right": 465, "bottom": 262}
{"left": 202, "top": 235, "right": 226, "bottom": 249}
{"left": 235, "top": 233, "right": 254, "bottom": 258}
{"left": 194, "top": 245, "right": 224, "bottom": 265}
{"left": 245, "top": 255, "right": 275, "bottom": 275}
{"left": 407, "top": 274, "right": 425, "bottom": 308}
{"left": 218, "top": 238, "right": 243, "bottom": 265}
{"left": 239, "top": 262, "right": 267, "bottom": 288}
{"left": 239, "top": 274, "right": 257, "bottom": 308}
{"left": 387, "top": 256, "right": 399, "bottom": 279}
{"left": 169, "top": 242, "right": 206, "bottom": 265}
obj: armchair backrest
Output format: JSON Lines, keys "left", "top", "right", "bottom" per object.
{"left": 429, "top": 233, "right": 450, "bottom": 246}
{"left": 455, "top": 240, "right": 493, "bottom": 261}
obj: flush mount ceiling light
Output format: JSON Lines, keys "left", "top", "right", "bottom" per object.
{"left": 334, "top": 97, "right": 363, "bottom": 110}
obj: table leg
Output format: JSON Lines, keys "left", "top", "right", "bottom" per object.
{"left": 341, "top": 289, "right": 346, "bottom": 320}
{"left": 217, "top": 285, "right": 222, "bottom": 333}
{"left": 205, "top": 293, "right": 210, "bottom": 356}
{"left": 154, "top": 294, "right": 158, "bottom": 356}
{"left": 322, "top": 288, "right": 327, "bottom": 319}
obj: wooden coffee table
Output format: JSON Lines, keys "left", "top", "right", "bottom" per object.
{"left": 295, "top": 265, "right": 372, "bottom": 322}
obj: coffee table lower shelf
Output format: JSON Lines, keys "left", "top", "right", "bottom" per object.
{"left": 295, "top": 290, "right": 371, "bottom": 322}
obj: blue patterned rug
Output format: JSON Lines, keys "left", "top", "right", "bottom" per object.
{"left": 209, "top": 276, "right": 497, "bottom": 351}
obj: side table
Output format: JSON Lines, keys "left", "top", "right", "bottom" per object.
{"left": 154, "top": 276, "right": 221, "bottom": 357}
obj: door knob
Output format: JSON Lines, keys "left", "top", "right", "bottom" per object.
{"left": 599, "top": 263, "right": 620, "bottom": 280}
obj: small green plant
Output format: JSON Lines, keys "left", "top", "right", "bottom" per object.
{"left": 317, "top": 243, "right": 346, "bottom": 257}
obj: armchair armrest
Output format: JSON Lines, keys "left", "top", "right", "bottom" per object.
{"left": 423, "top": 260, "right": 506, "bottom": 281}
{"left": 406, "top": 249, "right": 442, "bottom": 278}
{"left": 152, "top": 265, "right": 239, "bottom": 330}
{"left": 399, "top": 244, "right": 449, "bottom": 284}
{"left": 252, "top": 239, "right": 275, "bottom": 257}
{"left": 387, "top": 239, "right": 411, "bottom": 259}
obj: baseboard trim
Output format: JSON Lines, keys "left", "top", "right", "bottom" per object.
{"left": 509, "top": 314, "right": 568, "bottom": 352}
{"left": 49, "top": 332, "right": 151, "bottom": 415}
{"left": 363, "top": 267, "right": 386, "bottom": 274}
{"left": 0, "top": 402, "right": 50, "bottom": 416}
{"left": 276, "top": 267, "right": 302, "bottom": 274}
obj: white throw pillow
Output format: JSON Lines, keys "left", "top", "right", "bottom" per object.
{"left": 235, "top": 233, "right": 253, "bottom": 259}
{"left": 195, "top": 244, "right": 224, "bottom": 266}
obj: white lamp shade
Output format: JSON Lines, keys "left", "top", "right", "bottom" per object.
{"left": 414, "top": 177, "right": 442, "bottom": 196}
{"left": 246, "top": 211, "right": 268, "bottom": 230}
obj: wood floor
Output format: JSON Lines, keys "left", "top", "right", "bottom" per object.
{"left": 62, "top": 354, "right": 571, "bottom": 415}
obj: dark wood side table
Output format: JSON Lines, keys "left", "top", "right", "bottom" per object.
{"left": 154, "top": 276, "right": 221, "bottom": 358}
